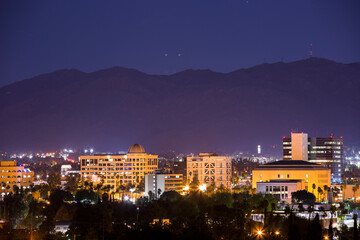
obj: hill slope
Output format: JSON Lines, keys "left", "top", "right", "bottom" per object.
{"left": 0, "top": 58, "right": 359, "bottom": 154}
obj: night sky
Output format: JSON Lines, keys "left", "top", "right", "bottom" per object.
{"left": 0, "top": 0, "right": 359, "bottom": 87}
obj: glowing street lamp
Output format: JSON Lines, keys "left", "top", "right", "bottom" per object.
{"left": 183, "top": 185, "right": 189, "bottom": 191}
{"left": 129, "top": 188, "right": 135, "bottom": 202}
{"left": 199, "top": 184, "right": 207, "bottom": 192}
{"left": 275, "top": 231, "right": 280, "bottom": 235}
{"left": 257, "top": 230, "right": 263, "bottom": 236}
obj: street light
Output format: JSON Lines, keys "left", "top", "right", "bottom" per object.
{"left": 257, "top": 230, "right": 263, "bottom": 236}
{"left": 130, "top": 188, "right": 135, "bottom": 202}
{"left": 275, "top": 231, "right": 280, "bottom": 235}
{"left": 199, "top": 184, "right": 207, "bottom": 192}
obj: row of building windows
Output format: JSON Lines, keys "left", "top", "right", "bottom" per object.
{"left": 2, "top": 175, "right": 31, "bottom": 178}
{"left": 266, "top": 186, "right": 288, "bottom": 192}
{"left": 1, "top": 170, "right": 30, "bottom": 173}
{"left": 188, "top": 163, "right": 230, "bottom": 168}
{"left": 0, "top": 181, "right": 31, "bottom": 184}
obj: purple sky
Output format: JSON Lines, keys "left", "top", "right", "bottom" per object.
{"left": 0, "top": 0, "right": 359, "bottom": 87}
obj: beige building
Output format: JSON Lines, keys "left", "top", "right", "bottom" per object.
{"left": 186, "top": 153, "right": 232, "bottom": 189}
{"left": 80, "top": 144, "right": 158, "bottom": 188}
{"left": 0, "top": 161, "right": 34, "bottom": 197}
{"left": 252, "top": 160, "right": 331, "bottom": 201}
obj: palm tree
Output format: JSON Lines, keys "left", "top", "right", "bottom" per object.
{"left": 342, "top": 182, "right": 347, "bottom": 200}
{"left": 312, "top": 183, "right": 316, "bottom": 194}
{"left": 324, "top": 185, "right": 329, "bottom": 201}
{"left": 353, "top": 186, "right": 358, "bottom": 201}
{"left": 119, "top": 183, "right": 126, "bottom": 202}
{"left": 157, "top": 188, "right": 162, "bottom": 199}
{"left": 317, "top": 186, "right": 323, "bottom": 201}
{"left": 148, "top": 191, "right": 153, "bottom": 201}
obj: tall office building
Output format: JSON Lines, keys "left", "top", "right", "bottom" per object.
{"left": 80, "top": 144, "right": 158, "bottom": 188}
{"left": 283, "top": 133, "right": 343, "bottom": 183}
{"left": 186, "top": 153, "right": 232, "bottom": 189}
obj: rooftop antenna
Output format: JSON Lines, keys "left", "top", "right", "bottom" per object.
{"left": 309, "top": 43, "right": 313, "bottom": 58}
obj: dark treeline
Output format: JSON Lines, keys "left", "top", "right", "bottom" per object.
{"left": 1, "top": 185, "right": 356, "bottom": 240}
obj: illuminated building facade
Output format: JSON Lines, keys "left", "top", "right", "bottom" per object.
{"left": 145, "top": 173, "right": 183, "bottom": 198}
{"left": 283, "top": 133, "right": 343, "bottom": 183}
{"left": 252, "top": 160, "right": 331, "bottom": 201}
{"left": 0, "top": 161, "right": 34, "bottom": 197}
{"left": 186, "top": 153, "right": 232, "bottom": 189}
{"left": 80, "top": 144, "right": 158, "bottom": 188}
{"left": 257, "top": 179, "right": 305, "bottom": 203}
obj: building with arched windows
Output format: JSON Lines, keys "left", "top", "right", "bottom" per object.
{"left": 186, "top": 153, "right": 232, "bottom": 189}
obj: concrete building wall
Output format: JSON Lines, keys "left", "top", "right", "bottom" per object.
{"left": 291, "top": 133, "right": 308, "bottom": 161}
{"left": 257, "top": 181, "right": 302, "bottom": 203}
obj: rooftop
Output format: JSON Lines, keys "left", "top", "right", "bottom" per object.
{"left": 254, "top": 160, "right": 328, "bottom": 170}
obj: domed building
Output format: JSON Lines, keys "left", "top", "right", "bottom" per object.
{"left": 80, "top": 144, "right": 158, "bottom": 194}
{"left": 127, "top": 144, "right": 146, "bottom": 154}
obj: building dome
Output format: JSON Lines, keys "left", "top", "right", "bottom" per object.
{"left": 128, "top": 144, "right": 146, "bottom": 154}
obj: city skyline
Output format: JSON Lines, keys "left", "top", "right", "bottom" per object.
{"left": 0, "top": 1, "right": 359, "bottom": 238}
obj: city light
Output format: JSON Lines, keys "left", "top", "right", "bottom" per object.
{"left": 199, "top": 184, "right": 207, "bottom": 192}
{"left": 183, "top": 185, "right": 189, "bottom": 191}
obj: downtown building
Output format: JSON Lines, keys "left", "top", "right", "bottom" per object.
{"left": 283, "top": 133, "right": 343, "bottom": 183}
{"left": 80, "top": 144, "right": 158, "bottom": 189}
{"left": 253, "top": 160, "right": 330, "bottom": 203}
{"left": 186, "top": 153, "right": 232, "bottom": 189}
{"left": 0, "top": 161, "right": 34, "bottom": 198}
{"left": 145, "top": 172, "right": 183, "bottom": 198}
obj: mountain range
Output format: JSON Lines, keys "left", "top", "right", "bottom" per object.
{"left": 0, "top": 57, "right": 359, "bottom": 155}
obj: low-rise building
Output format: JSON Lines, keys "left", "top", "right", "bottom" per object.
{"left": 145, "top": 173, "right": 183, "bottom": 198}
{"left": 257, "top": 179, "right": 305, "bottom": 203}
{"left": 252, "top": 160, "right": 331, "bottom": 201}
